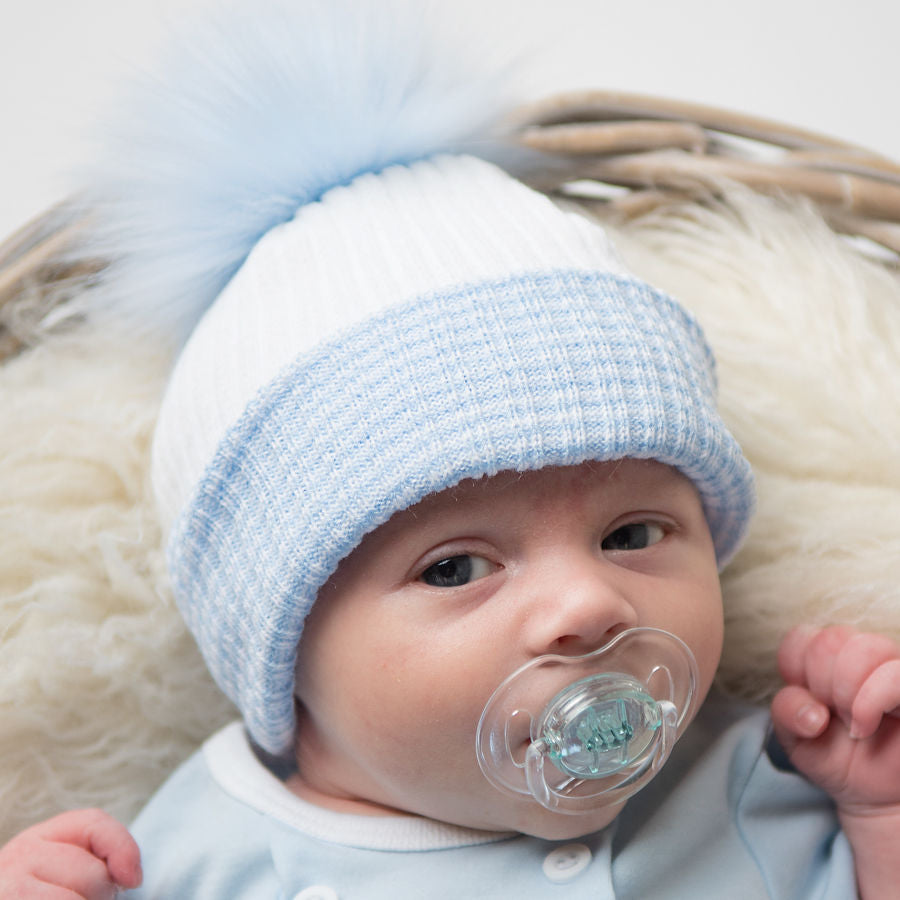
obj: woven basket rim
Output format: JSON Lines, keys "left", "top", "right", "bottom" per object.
{"left": 2, "top": 89, "right": 898, "bottom": 361}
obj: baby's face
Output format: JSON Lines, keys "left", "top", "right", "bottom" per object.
{"left": 292, "top": 460, "right": 723, "bottom": 839}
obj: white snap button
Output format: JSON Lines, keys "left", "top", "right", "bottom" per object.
{"left": 292, "top": 888, "right": 339, "bottom": 900}
{"left": 542, "top": 843, "right": 592, "bottom": 882}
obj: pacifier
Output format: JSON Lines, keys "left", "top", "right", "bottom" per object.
{"left": 476, "top": 626, "right": 699, "bottom": 814}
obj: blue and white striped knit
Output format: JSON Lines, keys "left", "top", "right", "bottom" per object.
{"left": 166, "top": 261, "right": 754, "bottom": 756}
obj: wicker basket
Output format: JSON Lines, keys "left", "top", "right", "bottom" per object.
{"left": 2, "top": 90, "right": 898, "bottom": 361}
{"left": 512, "top": 90, "right": 900, "bottom": 249}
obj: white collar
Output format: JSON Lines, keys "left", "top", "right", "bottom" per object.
{"left": 203, "top": 721, "right": 516, "bottom": 851}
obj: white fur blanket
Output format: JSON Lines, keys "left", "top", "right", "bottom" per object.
{"left": 1, "top": 188, "right": 898, "bottom": 843}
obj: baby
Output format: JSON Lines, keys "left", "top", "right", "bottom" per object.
{"left": 6, "top": 460, "right": 900, "bottom": 898}
{"left": 2, "top": 2, "right": 899, "bottom": 897}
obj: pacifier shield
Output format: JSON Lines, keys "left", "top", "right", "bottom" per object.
{"left": 476, "top": 627, "right": 698, "bottom": 814}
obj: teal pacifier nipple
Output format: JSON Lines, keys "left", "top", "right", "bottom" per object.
{"left": 538, "top": 674, "right": 662, "bottom": 778}
{"left": 476, "top": 627, "right": 699, "bottom": 814}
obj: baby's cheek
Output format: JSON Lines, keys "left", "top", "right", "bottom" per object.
{"left": 691, "top": 617, "right": 724, "bottom": 695}
{"left": 665, "top": 597, "right": 723, "bottom": 697}
{"left": 373, "top": 660, "right": 481, "bottom": 743}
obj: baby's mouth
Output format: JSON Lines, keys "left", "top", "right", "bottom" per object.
{"left": 476, "top": 627, "right": 699, "bottom": 815}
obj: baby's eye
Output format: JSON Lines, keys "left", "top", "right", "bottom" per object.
{"left": 601, "top": 522, "right": 666, "bottom": 552}
{"left": 420, "top": 555, "right": 495, "bottom": 588}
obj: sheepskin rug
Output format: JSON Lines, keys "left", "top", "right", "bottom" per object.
{"left": 1, "top": 187, "right": 898, "bottom": 844}
{"left": 606, "top": 190, "right": 900, "bottom": 702}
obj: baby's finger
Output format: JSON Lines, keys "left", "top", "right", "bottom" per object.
{"left": 0, "top": 882, "right": 82, "bottom": 900}
{"left": 771, "top": 684, "right": 831, "bottom": 746}
{"left": 776, "top": 625, "right": 819, "bottom": 685}
{"left": 850, "top": 658, "right": 900, "bottom": 740}
{"left": 31, "top": 843, "right": 119, "bottom": 899}
{"left": 87, "top": 817, "right": 142, "bottom": 889}
{"left": 800, "top": 626, "right": 857, "bottom": 707}
{"left": 36, "top": 810, "right": 142, "bottom": 889}
{"left": 777, "top": 625, "right": 856, "bottom": 692}
{"left": 832, "top": 632, "right": 900, "bottom": 727}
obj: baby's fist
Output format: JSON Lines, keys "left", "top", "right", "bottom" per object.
{"left": 0, "top": 808, "right": 141, "bottom": 899}
{"left": 772, "top": 625, "right": 900, "bottom": 810}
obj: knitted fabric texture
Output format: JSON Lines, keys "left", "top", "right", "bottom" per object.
{"left": 152, "top": 155, "right": 755, "bottom": 756}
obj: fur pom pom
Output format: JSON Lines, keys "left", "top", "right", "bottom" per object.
{"left": 75, "top": 0, "right": 516, "bottom": 343}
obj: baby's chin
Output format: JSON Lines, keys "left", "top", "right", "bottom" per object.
{"left": 469, "top": 796, "right": 627, "bottom": 841}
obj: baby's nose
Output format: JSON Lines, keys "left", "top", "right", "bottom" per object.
{"left": 522, "top": 556, "right": 639, "bottom": 657}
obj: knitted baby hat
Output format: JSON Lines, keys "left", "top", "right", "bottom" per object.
{"left": 88, "top": 3, "right": 755, "bottom": 757}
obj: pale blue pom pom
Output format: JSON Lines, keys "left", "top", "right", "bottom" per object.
{"left": 80, "top": 0, "right": 515, "bottom": 343}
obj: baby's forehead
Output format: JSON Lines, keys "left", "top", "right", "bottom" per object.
{"left": 326, "top": 459, "right": 702, "bottom": 588}
{"left": 395, "top": 459, "right": 689, "bottom": 522}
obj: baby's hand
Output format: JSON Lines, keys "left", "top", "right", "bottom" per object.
{"left": 0, "top": 809, "right": 141, "bottom": 898}
{"left": 771, "top": 625, "right": 900, "bottom": 813}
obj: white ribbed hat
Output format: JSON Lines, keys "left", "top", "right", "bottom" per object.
{"left": 151, "top": 155, "right": 634, "bottom": 525}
